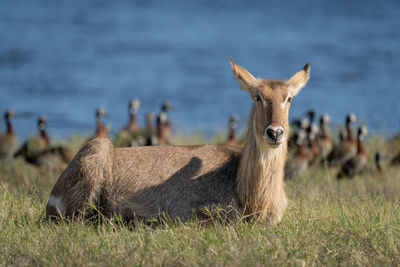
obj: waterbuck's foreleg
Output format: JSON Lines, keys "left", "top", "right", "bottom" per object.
{"left": 46, "top": 138, "right": 114, "bottom": 219}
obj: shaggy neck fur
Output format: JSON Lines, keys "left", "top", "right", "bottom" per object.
{"left": 236, "top": 106, "right": 287, "bottom": 222}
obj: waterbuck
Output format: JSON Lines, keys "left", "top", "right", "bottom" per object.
{"left": 46, "top": 58, "right": 310, "bottom": 224}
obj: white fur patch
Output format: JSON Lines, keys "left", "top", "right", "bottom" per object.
{"left": 258, "top": 91, "right": 268, "bottom": 108}
{"left": 281, "top": 93, "right": 292, "bottom": 109}
{"left": 48, "top": 195, "right": 65, "bottom": 217}
{"left": 259, "top": 146, "right": 279, "bottom": 162}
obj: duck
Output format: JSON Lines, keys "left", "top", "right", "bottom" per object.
{"left": 156, "top": 101, "right": 173, "bottom": 144}
{"left": 157, "top": 111, "right": 170, "bottom": 145}
{"left": 288, "top": 117, "right": 309, "bottom": 152}
{"left": 390, "top": 151, "right": 400, "bottom": 166}
{"left": 318, "top": 114, "right": 333, "bottom": 161}
{"left": 337, "top": 125, "right": 368, "bottom": 179}
{"left": 225, "top": 114, "right": 239, "bottom": 147}
{"left": 0, "top": 110, "right": 19, "bottom": 159}
{"left": 125, "top": 99, "right": 141, "bottom": 132}
{"left": 114, "top": 99, "right": 143, "bottom": 147}
{"left": 328, "top": 113, "right": 357, "bottom": 166}
{"left": 338, "top": 128, "right": 346, "bottom": 142}
{"left": 285, "top": 130, "right": 309, "bottom": 178}
{"left": 95, "top": 108, "right": 107, "bottom": 139}
{"left": 375, "top": 152, "right": 385, "bottom": 178}
{"left": 144, "top": 113, "right": 159, "bottom": 146}
{"left": 15, "top": 116, "right": 51, "bottom": 163}
{"left": 305, "top": 110, "right": 316, "bottom": 135}
{"left": 16, "top": 116, "right": 73, "bottom": 169}
{"left": 306, "top": 124, "right": 320, "bottom": 164}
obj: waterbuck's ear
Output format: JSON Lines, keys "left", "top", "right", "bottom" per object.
{"left": 230, "top": 57, "right": 259, "bottom": 96}
{"left": 287, "top": 63, "right": 310, "bottom": 96}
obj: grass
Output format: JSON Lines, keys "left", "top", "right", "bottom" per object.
{"left": 0, "top": 134, "right": 399, "bottom": 266}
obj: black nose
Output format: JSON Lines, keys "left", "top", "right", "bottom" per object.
{"left": 266, "top": 128, "right": 284, "bottom": 142}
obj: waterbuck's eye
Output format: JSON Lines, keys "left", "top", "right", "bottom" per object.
{"left": 287, "top": 97, "right": 293, "bottom": 103}
{"left": 255, "top": 95, "right": 261, "bottom": 102}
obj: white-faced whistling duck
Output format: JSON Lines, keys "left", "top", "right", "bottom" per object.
{"left": 16, "top": 116, "right": 73, "bottom": 169}
{"left": 115, "top": 99, "right": 143, "bottom": 147}
{"left": 95, "top": 108, "right": 107, "bottom": 138}
{"left": 144, "top": 112, "right": 159, "bottom": 146}
{"left": 306, "top": 109, "right": 315, "bottom": 132}
{"left": 375, "top": 152, "right": 385, "bottom": 178}
{"left": 0, "top": 110, "right": 19, "bottom": 159}
{"left": 306, "top": 124, "right": 320, "bottom": 164}
{"left": 157, "top": 111, "right": 169, "bottom": 145}
{"left": 328, "top": 113, "right": 357, "bottom": 166}
{"left": 156, "top": 101, "right": 173, "bottom": 142}
{"left": 38, "top": 116, "right": 50, "bottom": 147}
{"left": 391, "top": 152, "right": 400, "bottom": 165}
{"left": 15, "top": 116, "right": 50, "bottom": 163}
{"left": 318, "top": 113, "right": 333, "bottom": 161}
{"left": 125, "top": 99, "right": 141, "bottom": 133}
{"left": 225, "top": 114, "right": 239, "bottom": 147}
{"left": 337, "top": 125, "right": 368, "bottom": 179}
{"left": 338, "top": 128, "right": 345, "bottom": 142}
{"left": 156, "top": 102, "right": 173, "bottom": 145}
{"left": 285, "top": 130, "right": 309, "bottom": 178}
{"left": 288, "top": 117, "right": 309, "bottom": 151}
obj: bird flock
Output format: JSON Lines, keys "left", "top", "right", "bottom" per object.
{"left": 0, "top": 103, "right": 393, "bottom": 179}
{"left": 0, "top": 99, "right": 174, "bottom": 171}
{"left": 285, "top": 110, "right": 383, "bottom": 179}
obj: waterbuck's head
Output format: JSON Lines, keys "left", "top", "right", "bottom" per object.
{"left": 230, "top": 57, "right": 310, "bottom": 149}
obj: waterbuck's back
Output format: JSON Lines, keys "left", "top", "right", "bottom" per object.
{"left": 48, "top": 138, "right": 243, "bottom": 221}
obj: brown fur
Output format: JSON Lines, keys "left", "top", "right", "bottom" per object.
{"left": 46, "top": 58, "right": 310, "bottom": 224}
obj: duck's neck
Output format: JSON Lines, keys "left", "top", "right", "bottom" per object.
{"left": 357, "top": 137, "right": 367, "bottom": 156}
{"left": 129, "top": 113, "right": 139, "bottom": 131}
{"left": 40, "top": 129, "right": 50, "bottom": 146}
{"left": 309, "top": 138, "right": 319, "bottom": 157}
{"left": 6, "top": 120, "right": 14, "bottom": 136}
{"left": 236, "top": 106, "right": 287, "bottom": 222}
{"left": 298, "top": 143, "right": 306, "bottom": 157}
{"left": 97, "top": 118, "right": 107, "bottom": 138}
{"left": 346, "top": 124, "right": 355, "bottom": 143}
{"left": 157, "top": 124, "right": 166, "bottom": 144}
{"left": 228, "top": 127, "right": 237, "bottom": 143}
{"left": 146, "top": 119, "right": 154, "bottom": 134}
{"left": 320, "top": 124, "right": 330, "bottom": 140}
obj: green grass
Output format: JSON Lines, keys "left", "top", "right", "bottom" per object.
{"left": 0, "top": 135, "right": 399, "bottom": 266}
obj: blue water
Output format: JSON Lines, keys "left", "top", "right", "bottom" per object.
{"left": 1, "top": 0, "right": 399, "bottom": 140}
